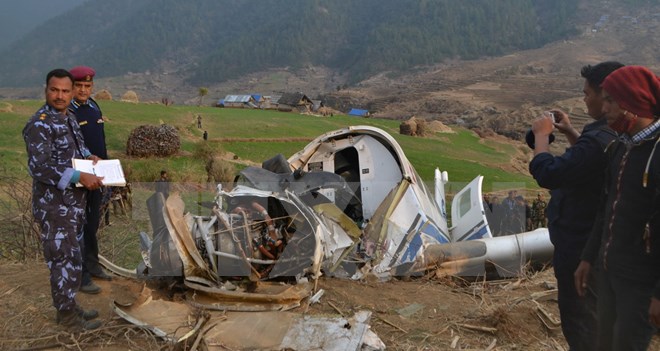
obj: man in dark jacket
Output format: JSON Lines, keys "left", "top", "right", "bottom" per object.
{"left": 575, "top": 65, "right": 660, "bottom": 350}
{"left": 529, "top": 61, "right": 623, "bottom": 350}
{"left": 69, "top": 66, "right": 113, "bottom": 295}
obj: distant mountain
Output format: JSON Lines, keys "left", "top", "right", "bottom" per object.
{"left": 0, "top": 0, "right": 87, "bottom": 51}
{"left": 0, "top": 0, "right": 580, "bottom": 87}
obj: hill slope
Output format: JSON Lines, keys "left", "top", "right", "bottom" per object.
{"left": 0, "top": 0, "right": 578, "bottom": 87}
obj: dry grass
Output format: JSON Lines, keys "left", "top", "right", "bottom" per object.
{"left": 0, "top": 175, "right": 41, "bottom": 261}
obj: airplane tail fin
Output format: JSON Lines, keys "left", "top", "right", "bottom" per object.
{"left": 434, "top": 168, "right": 448, "bottom": 222}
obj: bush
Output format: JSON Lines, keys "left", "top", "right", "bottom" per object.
{"left": 126, "top": 124, "right": 180, "bottom": 157}
{"left": 192, "top": 141, "right": 234, "bottom": 183}
{"left": 122, "top": 161, "right": 164, "bottom": 183}
{"left": 0, "top": 175, "right": 41, "bottom": 261}
{"left": 193, "top": 140, "right": 223, "bottom": 161}
{"left": 206, "top": 157, "right": 236, "bottom": 184}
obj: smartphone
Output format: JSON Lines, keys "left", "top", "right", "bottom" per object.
{"left": 543, "top": 111, "right": 556, "bottom": 123}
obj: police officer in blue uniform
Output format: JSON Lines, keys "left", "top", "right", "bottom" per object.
{"left": 23, "top": 68, "right": 104, "bottom": 330}
{"left": 68, "top": 66, "right": 113, "bottom": 294}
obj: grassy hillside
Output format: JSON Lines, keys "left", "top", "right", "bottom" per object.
{"left": 1, "top": 100, "right": 535, "bottom": 192}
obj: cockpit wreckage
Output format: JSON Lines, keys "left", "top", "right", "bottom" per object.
{"left": 106, "top": 125, "right": 553, "bottom": 350}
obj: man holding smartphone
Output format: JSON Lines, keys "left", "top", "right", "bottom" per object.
{"left": 529, "top": 61, "right": 624, "bottom": 350}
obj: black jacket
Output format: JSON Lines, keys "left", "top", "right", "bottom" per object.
{"left": 529, "top": 119, "right": 616, "bottom": 257}
{"left": 582, "top": 127, "right": 660, "bottom": 299}
{"left": 69, "top": 98, "right": 108, "bottom": 159}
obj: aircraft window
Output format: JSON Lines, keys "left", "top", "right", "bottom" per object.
{"left": 458, "top": 191, "right": 471, "bottom": 217}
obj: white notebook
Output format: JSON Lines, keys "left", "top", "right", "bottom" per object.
{"left": 72, "top": 158, "right": 126, "bottom": 187}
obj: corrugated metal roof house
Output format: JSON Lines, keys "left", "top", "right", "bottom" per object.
{"left": 348, "top": 108, "right": 370, "bottom": 117}
{"left": 223, "top": 95, "right": 256, "bottom": 108}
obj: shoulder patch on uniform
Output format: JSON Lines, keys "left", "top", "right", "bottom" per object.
{"left": 39, "top": 113, "right": 47, "bottom": 120}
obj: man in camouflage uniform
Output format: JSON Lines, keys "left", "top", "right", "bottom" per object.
{"left": 23, "top": 68, "right": 105, "bottom": 331}
{"left": 531, "top": 192, "right": 548, "bottom": 229}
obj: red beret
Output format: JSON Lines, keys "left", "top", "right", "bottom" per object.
{"left": 601, "top": 65, "right": 660, "bottom": 118}
{"left": 70, "top": 66, "right": 95, "bottom": 82}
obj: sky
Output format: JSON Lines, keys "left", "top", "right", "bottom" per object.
{"left": 0, "top": 0, "right": 87, "bottom": 50}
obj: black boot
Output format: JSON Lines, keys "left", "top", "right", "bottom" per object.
{"left": 56, "top": 308, "right": 102, "bottom": 331}
{"left": 76, "top": 305, "right": 99, "bottom": 320}
{"left": 55, "top": 306, "right": 98, "bottom": 323}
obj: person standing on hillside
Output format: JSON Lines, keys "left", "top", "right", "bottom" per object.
{"left": 499, "top": 190, "right": 519, "bottom": 235}
{"left": 23, "top": 68, "right": 104, "bottom": 330}
{"left": 529, "top": 61, "right": 623, "bottom": 350}
{"left": 156, "top": 170, "right": 170, "bottom": 199}
{"left": 68, "top": 66, "right": 113, "bottom": 295}
{"left": 531, "top": 192, "right": 547, "bottom": 229}
{"left": 575, "top": 65, "right": 660, "bottom": 350}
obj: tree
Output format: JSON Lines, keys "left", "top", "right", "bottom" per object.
{"left": 198, "top": 87, "right": 208, "bottom": 106}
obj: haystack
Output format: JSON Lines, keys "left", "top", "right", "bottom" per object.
{"left": 401, "top": 116, "right": 424, "bottom": 136}
{"left": 126, "top": 124, "right": 180, "bottom": 157}
{"left": 415, "top": 118, "right": 428, "bottom": 137}
{"left": 428, "top": 120, "right": 455, "bottom": 134}
{"left": 94, "top": 90, "right": 112, "bottom": 101}
{"left": 400, "top": 119, "right": 417, "bottom": 136}
{"left": 121, "top": 90, "right": 139, "bottom": 103}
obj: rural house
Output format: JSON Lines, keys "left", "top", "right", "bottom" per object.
{"left": 348, "top": 108, "right": 370, "bottom": 117}
{"left": 218, "top": 95, "right": 257, "bottom": 108}
{"left": 277, "top": 92, "right": 313, "bottom": 112}
{"left": 311, "top": 99, "right": 324, "bottom": 112}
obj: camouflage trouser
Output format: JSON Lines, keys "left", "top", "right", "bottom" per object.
{"left": 36, "top": 200, "right": 85, "bottom": 312}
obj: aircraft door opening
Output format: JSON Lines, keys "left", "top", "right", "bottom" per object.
{"left": 333, "top": 147, "right": 363, "bottom": 224}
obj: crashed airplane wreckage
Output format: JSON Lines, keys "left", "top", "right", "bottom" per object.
{"left": 113, "top": 125, "right": 553, "bottom": 303}
{"left": 105, "top": 125, "right": 553, "bottom": 349}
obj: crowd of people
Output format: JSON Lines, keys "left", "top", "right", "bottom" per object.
{"left": 21, "top": 61, "right": 659, "bottom": 349}
{"left": 530, "top": 63, "right": 659, "bottom": 351}
{"left": 483, "top": 190, "right": 547, "bottom": 236}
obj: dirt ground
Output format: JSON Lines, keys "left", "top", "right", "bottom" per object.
{"left": 1, "top": 260, "right": 658, "bottom": 351}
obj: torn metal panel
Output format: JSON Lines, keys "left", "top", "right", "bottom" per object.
{"left": 144, "top": 192, "right": 182, "bottom": 277}
{"left": 279, "top": 310, "right": 374, "bottom": 351}
{"left": 112, "top": 286, "right": 196, "bottom": 343}
{"left": 164, "top": 194, "right": 217, "bottom": 283}
{"left": 113, "top": 288, "right": 381, "bottom": 351}
{"left": 184, "top": 279, "right": 312, "bottom": 311}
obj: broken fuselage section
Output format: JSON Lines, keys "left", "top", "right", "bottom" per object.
{"left": 140, "top": 125, "right": 553, "bottom": 299}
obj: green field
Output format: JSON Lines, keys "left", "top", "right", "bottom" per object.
{"left": 0, "top": 98, "right": 539, "bottom": 263}
{"left": 1, "top": 99, "right": 536, "bottom": 191}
